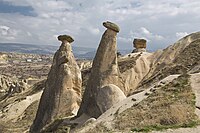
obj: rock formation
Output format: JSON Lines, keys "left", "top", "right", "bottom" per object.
{"left": 30, "top": 35, "right": 82, "bottom": 133}
{"left": 7, "top": 80, "right": 28, "bottom": 94}
{"left": 77, "top": 21, "right": 126, "bottom": 118}
{"left": 132, "top": 38, "right": 147, "bottom": 53}
{"left": 0, "top": 75, "right": 12, "bottom": 93}
{"left": 96, "top": 84, "right": 126, "bottom": 114}
{"left": 140, "top": 32, "right": 200, "bottom": 88}
{"left": 0, "top": 75, "right": 28, "bottom": 99}
{"left": 118, "top": 52, "right": 153, "bottom": 94}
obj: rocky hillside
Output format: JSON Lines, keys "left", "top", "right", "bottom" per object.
{"left": 75, "top": 73, "right": 199, "bottom": 133}
{"left": 140, "top": 32, "right": 200, "bottom": 90}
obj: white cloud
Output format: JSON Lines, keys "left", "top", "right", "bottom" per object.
{"left": 140, "top": 27, "right": 151, "bottom": 35}
{"left": 88, "top": 28, "right": 100, "bottom": 35}
{"left": 0, "top": 25, "right": 19, "bottom": 39}
{"left": 131, "top": 27, "right": 164, "bottom": 42}
{"left": 0, "top": 25, "right": 10, "bottom": 35}
{"left": 0, "top": 0, "right": 200, "bottom": 50}
{"left": 176, "top": 32, "right": 189, "bottom": 39}
{"left": 118, "top": 36, "right": 132, "bottom": 43}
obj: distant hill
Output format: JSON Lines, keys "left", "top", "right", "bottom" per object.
{"left": 0, "top": 43, "right": 131, "bottom": 59}
{"left": 0, "top": 43, "right": 96, "bottom": 59}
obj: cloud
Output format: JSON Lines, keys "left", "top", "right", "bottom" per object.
{"left": 88, "top": 27, "right": 100, "bottom": 35}
{"left": 131, "top": 27, "right": 164, "bottom": 42}
{"left": 176, "top": 32, "right": 189, "bottom": 39}
{"left": 0, "top": 0, "right": 199, "bottom": 51}
{"left": 118, "top": 36, "right": 132, "bottom": 43}
{"left": 0, "top": 25, "right": 18, "bottom": 40}
{"left": 140, "top": 27, "right": 151, "bottom": 35}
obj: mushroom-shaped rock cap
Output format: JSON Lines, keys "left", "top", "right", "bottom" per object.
{"left": 103, "top": 21, "right": 120, "bottom": 33}
{"left": 133, "top": 38, "right": 147, "bottom": 44}
{"left": 133, "top": 38, "right": 147, "bottom": 49}
{"left": 58, "top": 35, "right": 74, "bottom": 43}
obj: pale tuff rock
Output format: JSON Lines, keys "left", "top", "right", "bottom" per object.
{"left": 30, "top": 35, "right": 82, "bottom": 133}
{"left": 96, "top": 84, "right": 126, "bottom": 114}
{"left": 0, "top": 75, "right": 28, "bottom": 96}
{"left": 0, "top": 75, "right": 12, "bottom": 92}
{"left": 77, "top": 21, "right": 127, "bottom": 118}
{"left": 119, "top": 52, "right": 153, "bottom": 93}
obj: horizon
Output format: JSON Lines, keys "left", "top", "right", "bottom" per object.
{"left": 0, "top": 0, "right": 200, "bottom": 51}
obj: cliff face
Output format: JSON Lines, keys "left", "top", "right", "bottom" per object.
{"left": 30, "top": 36, "right": 82, "bottom": 133}
{"left": 139, "top": 32, "right": 200, "bottom": 89}
{"left": 118, "top": 52, "right": 153, "bottom": 94}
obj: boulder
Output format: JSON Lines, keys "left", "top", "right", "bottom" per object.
{"left": 96, "top": 84, "right": 126, "bottom": 113}
{"left": 30, "top": 35, "right": 82, "bottom": 133}
{"left": 77, "top": 21, "right": 127, "bottom": 118}
{"left": 133, "top": 38, "right": 147, "bottom": 49}
{"left": 132, "top": 39, "right": 147, "bottom": 53}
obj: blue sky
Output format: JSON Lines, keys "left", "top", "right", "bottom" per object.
{"left": 0, "top": 0, "right": 200, "bottom": 51}
{"left": 0, "top": 1, "right": 35, "bottom": 16}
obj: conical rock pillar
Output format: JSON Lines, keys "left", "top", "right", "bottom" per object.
{"left": 77, "top": 21, "right": 126, "bottom": 118}
{"left": 30, "top": 35, "right": 82, "bottom": 133}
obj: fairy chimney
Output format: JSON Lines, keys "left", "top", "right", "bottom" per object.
{"left": 77, "top": 21, "right": 126, "bottom": 119}
{"left": 30, "top": 35, "right": 82, "bottom": 133}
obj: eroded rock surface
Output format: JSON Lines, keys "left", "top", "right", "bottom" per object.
{"left": 30, "top": 35, "right": 82, "bottom": 133}
{"left": 77, "top": 21, "right": 126, "bottom": 118}
{"left": 96, "top": 84, "right": 126, "bottom": 114}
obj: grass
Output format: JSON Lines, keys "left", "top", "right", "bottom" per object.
{"left": 114, "top": 73, "right": 199, "bottom": 132}
{"left": 131, "top": 120, "right": 199, "bottom": 132}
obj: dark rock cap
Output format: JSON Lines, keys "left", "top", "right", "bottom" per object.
{"left": 103, "top": 21, "right": 120, "bottom": 33}
{"left": 133, "top": 38, "right": 147, "bottom": 49}
{"left": 58, "top": 35, "right": 74, "bottom": 43}
{"left": 133, "top": 38, "right": 147, "bottom": 44}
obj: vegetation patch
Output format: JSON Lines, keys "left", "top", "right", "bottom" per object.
{"left": 86, "top": 122, "right": 111, "bottom": 133}
{"left": 131, "top": 120, "right": 199, "bottom": 132}
{"left": 115, "top": 73, "right": 199, "bottom": 132}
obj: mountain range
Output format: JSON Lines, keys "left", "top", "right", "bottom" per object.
{"left": 0, "top": 43, "right": 132, "bottom": 59}
{"left": 0, "top": 43, "right": 96, "bottom": 59}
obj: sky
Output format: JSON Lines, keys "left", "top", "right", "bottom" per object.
{"left": 0, "top": 0, "right": 200, "bottom": 51}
